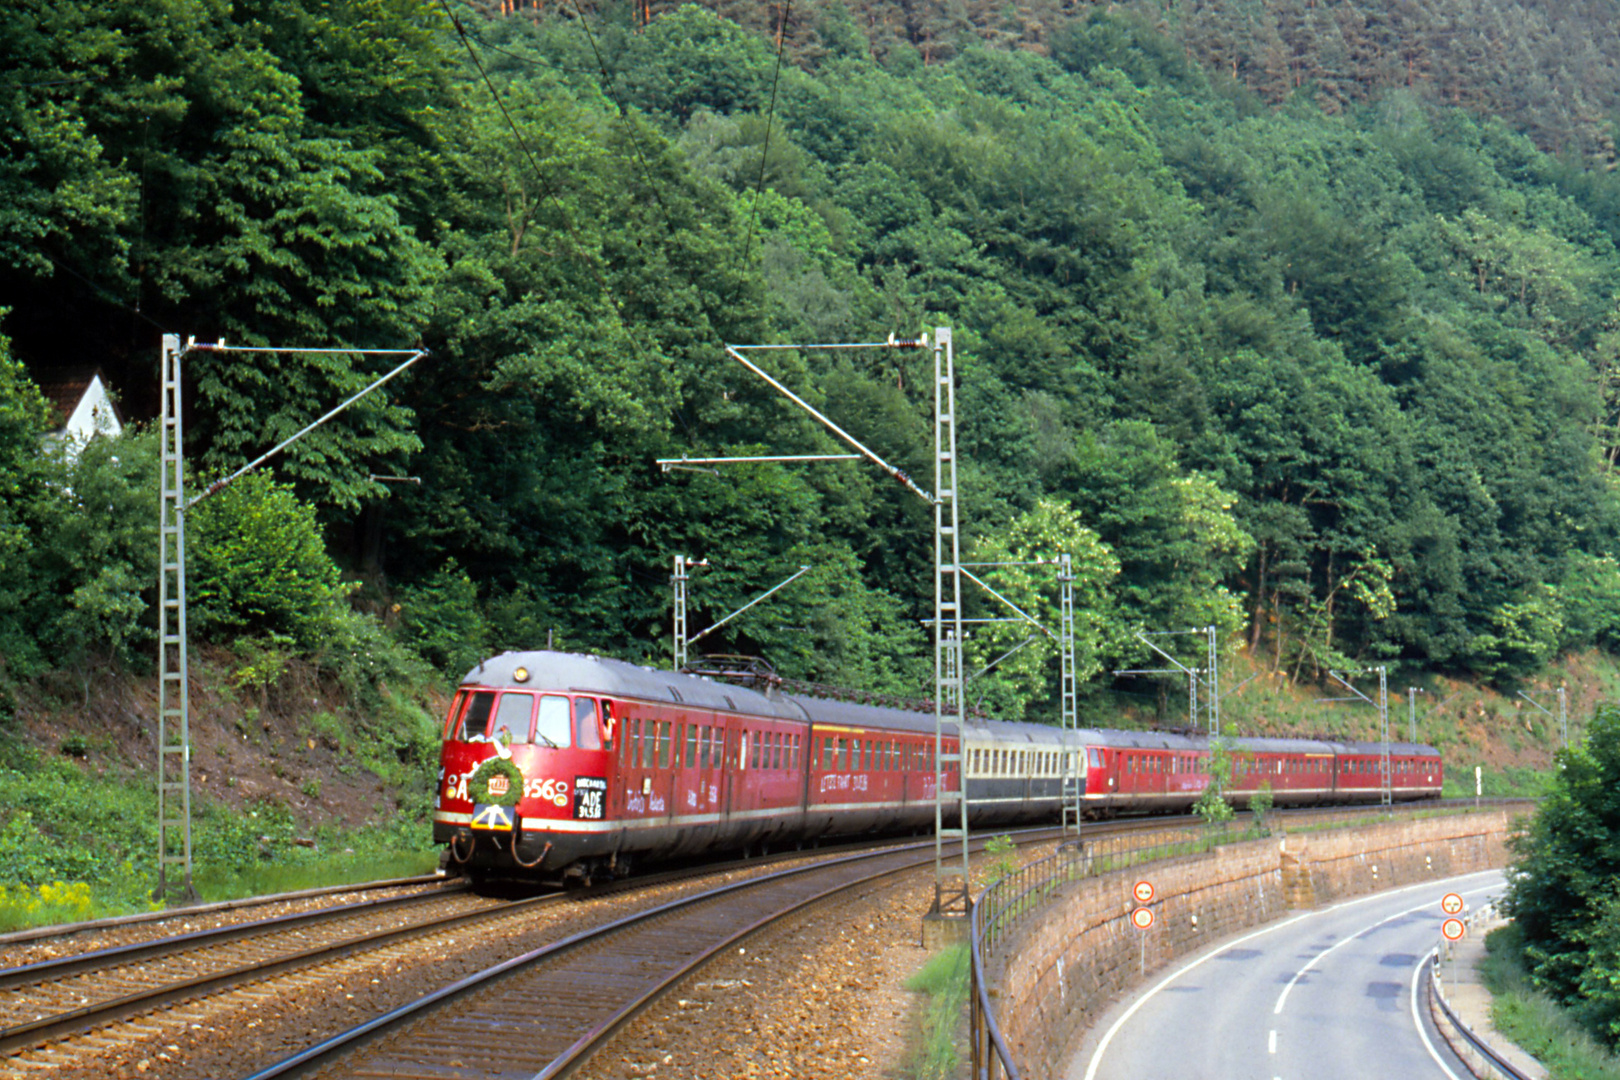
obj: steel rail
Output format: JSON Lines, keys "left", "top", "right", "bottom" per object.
{"left": 0, "top": 874, "right": 452, "bottom": 949}
{"left": 237, "top": 831, "right": 1050, "bottom": 1080}
{"left": 0, "top": 883, "right": 468, "bottom": 990}
{"left": 0, "top": 887, "right": 533, "bottom": 1056}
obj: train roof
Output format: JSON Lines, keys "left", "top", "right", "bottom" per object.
{"left": 963, "top": 719, "right": 1078, "bottom": 745}
{"left": 783, "top": 695, "right": 956, "bottom": 736}
{"left": 461, "top": 651, "right": 962, "bottom": 734}
{"left": 460, "top": 653, "right": 1442, "bottom": 759}
{"left": 460, "top": 651, "right": 804, "bottom": 720}
{"left": 1072, "top": 729, "right": 1440, "bottom": 757}
{"left": 1330, "top": 740, "right": 1442, "bottom": 757}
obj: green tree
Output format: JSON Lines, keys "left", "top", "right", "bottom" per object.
{"left": 0, "top": 328, "right": 52, "bottom": 673}
{"left": 395, "top": 559, "right": 489, "bottom": 681}
{"left": 29, "top": 430, "right": 159, "bottom": 672}
{"left": 1504, "top": 705, "right": 1620, "bottom": 1047}
{"left": 965, "top": 498, "right": 1121, "bottom": 723}
{"left": 187, "top": 471, "right": 346, "bottom": 649}
{"left": 1193, "top": 738, "right": 1235, "bottom": 826}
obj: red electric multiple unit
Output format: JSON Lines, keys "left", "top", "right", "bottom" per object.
{"left": 433, "top": 651, "right": 1443, "bottom": 884}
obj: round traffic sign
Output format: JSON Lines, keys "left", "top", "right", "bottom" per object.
{"left": 1132, "top": 907, "right": 1154, "bottom": 930}
{"left": 1442, "top": 918, "right": 1466, "bottom": 941}
{"left": 1133, "top": 880, "right": 1155, "bottom": 904}
{"left": 1441, "top": 893, "right": 1464, "bottom": 915}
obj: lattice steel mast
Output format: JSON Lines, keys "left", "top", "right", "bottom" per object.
{"left": 932, "top": 328, "right": 970, "bottom": 917}
{"left": 153, "top": 338, "right": 427, "bottom": 901}
{"left": 156, "top": 335, "right": 193, "bottom": 901}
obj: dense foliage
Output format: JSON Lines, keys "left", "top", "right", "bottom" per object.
{"left": 4, "top": 0, "right": 1620, "bottom": 725}
{"left": 1503, "top": 705, "right": 1620, "bottom": 1049}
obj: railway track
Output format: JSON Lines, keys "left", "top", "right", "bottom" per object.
{"left": 239, "top": 836, "right": 985, "bottom": 1080}
{"left": 0, "top": 833, "right": 1009, "bottom": 1077}
{"left": 0, "top": 803, "right": 1490, "bottom": 1078}
{"left": 0, "top": 881, "right": 507, "bottom": 1057}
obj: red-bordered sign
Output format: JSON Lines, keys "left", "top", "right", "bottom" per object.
{"left": 1134, "top": 880, "right": 1155, "bottom": 904}
{"left": 1441, "top": 893, "right": 1465, "bottom": 915}
{"left": 1132, "top": 907, "right": 1155, "bottom": 930}
{"left": 1442, "top": 918, "right": 1466, "bottom": 941}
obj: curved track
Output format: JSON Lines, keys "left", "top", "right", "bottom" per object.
{"left": 240, "top": 837, "right": 987, "bottom": 1080}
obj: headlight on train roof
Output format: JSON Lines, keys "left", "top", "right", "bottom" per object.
{"left": 513, "top": 666, "right": 530, "bottom": 683}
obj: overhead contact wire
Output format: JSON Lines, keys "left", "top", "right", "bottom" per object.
{"left": 436, "top": 0, "right": 654, "bottom": 367}
{"left": 736, "top": 0, "right": 792, "bottom": 276}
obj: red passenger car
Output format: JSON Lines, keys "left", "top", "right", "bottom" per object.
{"left": 434, "top": 651, "right": 1443, "bottom": 883}
{"left": 435, "top": 651, "right": 962, "bottom": 884}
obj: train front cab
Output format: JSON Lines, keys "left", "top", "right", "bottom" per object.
{"left": 435, "top": 681, "right": 618, "bottom": 880}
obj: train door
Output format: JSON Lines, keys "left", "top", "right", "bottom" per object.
{"left": 604, "top": 700, "right": 625, "bottom": 822}
{"left": 720, "top": 718, "right": 736, "bottom": 821}
{"left": 697, "top": 716, "right": 723, "bottom": 820}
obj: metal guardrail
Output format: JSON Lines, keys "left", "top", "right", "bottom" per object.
{"left": 1428, "top": 902, "right": 1535, "bottom": 1080}
{"left": 968, "top": 801, "right": 1519, "bottom": 1079}
{"left": 968, "top": 822, "right": 1254, "bottom": 1079}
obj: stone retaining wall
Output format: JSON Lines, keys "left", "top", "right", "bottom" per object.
{"left": 986, "top": 809, "right": 1517, "bottom": 1079}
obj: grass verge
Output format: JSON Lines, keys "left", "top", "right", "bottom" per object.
{"left": 904, "top": 943, "right": 970, "bottom": 1080}
{"left": 1480, "top": 923, "right": 1620, "bottom": 1080}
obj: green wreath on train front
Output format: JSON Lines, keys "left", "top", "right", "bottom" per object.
{"left": 467, "top": 756, "right": 524, "bottom": 808}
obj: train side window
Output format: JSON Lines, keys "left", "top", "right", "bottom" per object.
{"left": 443, "top": 690, "right": 469, "bottom": 739}
{"left": 655, "top": 722, "right": 669, "bottom": 768}
{"left": 711, "top": 727, "right": 723, "bottom": 767}
{"left": 458, "top": 691, "right": 498, "bottom": 741}
{"left": 777, "top": 733, "right": 786, "bottom": 769}
{"left": 573, "top": 698, "right": 602, "bottom": 751}
{"left": 686, "top": 724, "right": 698, "bottom": 767}
{"left": 837, "top": 738, "right": 848, "bottom": 770}
{"left": 631, "top": 718, "right": 642, "bottom": 767}
{"left": 600, "top": 702, "right": 617, "bottom": 750}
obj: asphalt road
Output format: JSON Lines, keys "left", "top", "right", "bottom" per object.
{"left": 1071, "top": 869, "right": 1505, "bottom": 1080}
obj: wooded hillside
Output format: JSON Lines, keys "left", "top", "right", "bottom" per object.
{"left": 4, "top": 0, "right": 1620, "bottom": 724}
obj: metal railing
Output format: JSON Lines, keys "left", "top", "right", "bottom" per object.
{"left": 968, "top": 821, "right": 1258, "bottom": 1079}
{"left": 1428, "top": 902, "right": 1534, "bottom": 1080}
{"left": 967, "top": 801, "right": 1515, "bottom": 1079}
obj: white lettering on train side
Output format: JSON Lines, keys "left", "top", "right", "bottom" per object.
{"left": 443, "top": 769, "right": 571, "bottom": 808}
{"left": 522, "top": 777, "right": 570, "bottom": 807}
